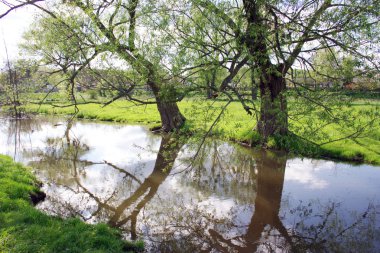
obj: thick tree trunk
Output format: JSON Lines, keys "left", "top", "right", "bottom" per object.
{"left": 251, "top": 86, "right": 258, "bottom": 100}
{"left": 250, "top": 66, "right": 258, "bottom": 100}
{"left": 149, "top": 80, "right": 186, "bottom": 132}
{"left": 257, "top": 69, "right": 288, "bottom": 141}
{"left": 242, "top": 0, "right": 288, "bottom": 142}
{"left": 156, "top": 100, "right": 186, "bottom": 132}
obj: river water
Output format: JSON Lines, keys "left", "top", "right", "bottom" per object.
{"left": 0, "top": 116, "right": 379, "bottom": 252}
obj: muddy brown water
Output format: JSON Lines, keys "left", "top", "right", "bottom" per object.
{"left": 0, "top": 116, "right": 379, "bottom": 252}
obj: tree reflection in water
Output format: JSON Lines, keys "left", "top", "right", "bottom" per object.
{"left": 108, "top": 135, "right": 183, "bottom": 240}
{"left": 1, "top": 117, "right": 43, "bottom": 160}
{"left": 149, "top": 149, "right": 378, "bottom": 253}
{"left": 2, "top": 118, "right": 379, "bottom": 253}
{"left": 29, "top": 122, "right": 184, "bottom": 242}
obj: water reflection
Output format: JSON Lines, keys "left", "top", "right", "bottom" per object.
{"left": 148, "top": 150, "right": 290, "bottom": 252}
{"left": 0, "top": 117, "right": 43, "bottom": 161}
{"left": 108, "top": 135, "right": 183, "bottom": 240}
{"left": 0, "top": 116, "right": 379, "bottom": 252}
{"left": 240, "top": 151, "right": 289, "bottom": 252}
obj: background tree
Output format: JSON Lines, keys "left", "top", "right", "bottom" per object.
{"left": 22, "top": 15, "right": 96, "bottom": 102}
{"left": 312, "top": 48, "right": 361, "bottom": 88}
{"left": 0, "top": 57, "right": 40, "bottom": 117}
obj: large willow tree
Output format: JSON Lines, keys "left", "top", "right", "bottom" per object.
{"left": 13, "top": 0, "right": 187, "bottom": 132}
{"left": 1, "top": 0, "right": 379, "bottom": 141}
{"left": 186, "top": 0, "right": 380, "bottom": 142}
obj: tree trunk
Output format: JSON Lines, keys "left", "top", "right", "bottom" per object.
{"left": 206, "top": 85, "right": 213, "bottom": 99}
{"left": 242, "top": 1, "right": 288, "bottom": 142}
{"left": 156, "top": 100, "right": 186, "bottom": 132}
{"left": 250, "top": 66, "right": 258, "bottom": 100}
{"left": 206, "top": 71, "right": 212, "bottom": 99}
{"left": 257, "top": 69, "right": 288, "bottom": 141}
{"left": 149, "top": 80, "right": 186, "bottom": 132}
{"left": 206, "top": 68, "right": 217, "bottom": 99}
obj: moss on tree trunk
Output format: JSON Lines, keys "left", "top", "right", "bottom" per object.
{"left": 257, "top": 72, "right": 288, "bottom": 141}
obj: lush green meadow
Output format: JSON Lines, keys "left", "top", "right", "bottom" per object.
{"left": 24, "top": 95, "right": 380, "bottom": 165}
{"left": 0, "top": 154, "right": 143, "bottom": 253}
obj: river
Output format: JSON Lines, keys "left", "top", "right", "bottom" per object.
{"left": 0, "top": 116, "right": 379, "bottom": 252}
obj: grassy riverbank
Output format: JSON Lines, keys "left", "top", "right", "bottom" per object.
{"left": 24, "top": 98, "right": 380, "bottom": 164}
{"left": 0, "top": 154, "right": 143, "bottom": 253}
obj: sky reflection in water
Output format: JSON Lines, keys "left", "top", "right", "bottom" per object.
{"left": 0, "top": 116, "right": 379, "bottom": 252}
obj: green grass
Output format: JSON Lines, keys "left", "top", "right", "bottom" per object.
{"left": 0, "top": 154, "right": 143, "bottom": 253}
{"left": 24, "top": 96, "right": 380, "bottom": 165}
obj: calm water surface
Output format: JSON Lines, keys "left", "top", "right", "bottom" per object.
{"left": 0, "top": 116, "right": 379, "bottom": 252}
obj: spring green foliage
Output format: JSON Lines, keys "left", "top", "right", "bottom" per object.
{"left": 0, "top": 59, "right": 43, "bottom": 117}
{"left": 0, "top": 154, "right": 143, "bottom": 253}
{"left": 24, "top": 95, "right": 380, "bottom": 164}
{"left": 312, "top": 49, "right": 361, "bottom": 86}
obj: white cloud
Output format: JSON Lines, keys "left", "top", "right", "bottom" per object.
{"left": 0, "top": 5, "right": 40, "bottom": 62}
{"left": 285, "top": 158, "right": 330, "bottom": 189}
